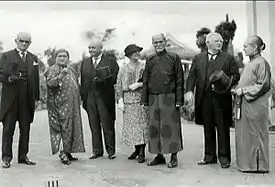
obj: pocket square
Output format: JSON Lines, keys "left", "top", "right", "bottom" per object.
{"left": 33, "top": 61, "right": 39, "bottom": 66}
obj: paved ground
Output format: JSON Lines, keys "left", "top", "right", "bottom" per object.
{"left": 0, "top": 108, "right": 274, "bottom": 187}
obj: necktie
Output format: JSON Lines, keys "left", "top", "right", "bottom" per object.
{"left": 21, "top": 52, "right": 26, "bottom": 62}
{"left": 209, "top": 53, "right": 215, "bottom": 61}
{"left": 93, "top": 57, "right": 98, "bottom": 67}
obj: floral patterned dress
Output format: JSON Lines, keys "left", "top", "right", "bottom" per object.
{"left": 45, "top": 63, "right": 85, "bottom": 155}
{"left": 116, "top": 61, "right": 148, "bottom": 146}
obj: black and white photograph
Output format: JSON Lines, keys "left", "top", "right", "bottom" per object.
{"left": 0, "top": 1, "right": 274, "bottom": 187}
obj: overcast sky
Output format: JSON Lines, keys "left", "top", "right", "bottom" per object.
{"left": 0, "top": 1, "right": 248, "bottom": 61}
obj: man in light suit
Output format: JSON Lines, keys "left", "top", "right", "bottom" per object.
{"left": 80, "top": 39, "right": 119, "bottom": 160}
{"left": 0, "top": 32, "right": 40, "bottom": 168}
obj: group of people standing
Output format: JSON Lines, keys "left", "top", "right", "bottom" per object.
{"left": 0, "top": 31, "right": 271, "bottom": 174}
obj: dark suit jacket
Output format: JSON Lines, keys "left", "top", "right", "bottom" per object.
{"left": 186, "top": 51, "right": 240, "bottom": 125}
{"left": 80, "top": 54, "right": 119, "bottom": 120}
{"left": 0, "top": 49, "right": 40, "bottom": 123}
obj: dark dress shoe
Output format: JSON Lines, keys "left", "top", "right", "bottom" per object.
{"left": 197, "top": 159, "right": 217, "bottom": 165}
{"left": 138, "top": 155, "right": 145, "bottom": 163}
{"left": 2, "top": 161, "right": 10, "bottom": 168}
{"left": 168, "top": 156, "right": 178, "bottom": 168}
{"left": 59, "top": 151, "right": 71, "bottom": 165}
{"left": 18, "top": 158, "right": 36, "bottom": 165}
{"left": 128, "top": 152, "right": 139, "bottom": 160}
{"left": 221, "top": 162, "right": 230, "bottom": 169}
{"left": 66, "top": 153, "right": 78, "bottom": 161}
{"left": 147, "top": 155, "right": 166, "bottom": 166}
{"left": 108, "top": 154, "right": 116, "bottom": 160}
{"left": 89, "top": 154, "right": 103, "bottom": 159}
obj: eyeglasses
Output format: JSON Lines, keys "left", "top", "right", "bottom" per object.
{"left": 19, "top": 39, "right": 31, "bottom": 44}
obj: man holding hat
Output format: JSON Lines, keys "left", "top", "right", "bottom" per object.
{"left": 185, "top": 32, "right": 240, "bottom": 169}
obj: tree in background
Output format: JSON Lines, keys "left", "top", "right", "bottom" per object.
{"left": 83, "top": 28, "right": 118, "bottom": 59}
{"left": 195, "top": 27, "right": 211, "bottom": 52}
{"left": 215, "top": 14, "right": 237, "bottom": 56}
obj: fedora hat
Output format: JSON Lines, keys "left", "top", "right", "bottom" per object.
{"left": 209, "top": 70, "right": 233, "bottom": 94}
{"left": 124, "top": 44, "right": 143, "bottom": 58}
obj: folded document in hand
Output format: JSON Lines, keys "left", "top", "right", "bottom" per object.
{"left": 96, "top": 66, "right": 112, "bottom": 80}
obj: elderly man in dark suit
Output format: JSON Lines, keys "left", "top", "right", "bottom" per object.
{"left": 0, "top": 32, "right": 40, "bottom": 168}
{"left": 80, "top": 39, "right": 119, "bottom": 160}
{"left": 185, "top": 32, "right": 240, "bottom": 169}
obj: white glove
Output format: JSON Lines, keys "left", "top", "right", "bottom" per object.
{"left": 118, "top": 98, "right": 124, "bottom": 111}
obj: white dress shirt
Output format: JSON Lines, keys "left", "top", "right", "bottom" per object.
{"left": 92, "top": 53, "right": 102, "bottom": 67}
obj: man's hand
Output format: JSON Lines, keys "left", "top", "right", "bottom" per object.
{"left": 184, "top": 91, "right": 194, "bottom": 107}
{"left": 129, "top": 82, "right": 142, "bottom": 91}
{"left": 8, "top": 75, "right": 26, "bottom": 82}
{"left": 118, "top": 98, "right": 124, "bottom": 111}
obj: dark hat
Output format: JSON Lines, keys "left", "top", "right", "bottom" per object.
{"left": 124, "top": 44, "right": 143, "bottom": 58}
{"left": 209, "top": 70, "right": 233, "bottom": 94}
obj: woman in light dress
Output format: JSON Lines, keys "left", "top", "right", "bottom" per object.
{"left": 45, "top": 49, "right": 85, "bottom": 165}
{"left": 116, "top": 44, "right": 148, "bottom": 163}
{"left": 232, "top": 35, "right": 271, "bottom": 173}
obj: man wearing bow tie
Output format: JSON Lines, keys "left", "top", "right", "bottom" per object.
{"left": 0, "top": 32, "right": 40, "bottom": 168}
{"left": 80, "top": 39, "right": 119, "bottom": 160}
{"left": 185, "top": 32, "right": 240, "bottom": 169}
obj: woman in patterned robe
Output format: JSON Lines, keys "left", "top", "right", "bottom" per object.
{"left": 232, "top": 35, "right": 271, "bottom": 173}
{"left": 116, "top": 44, "right": 148, "bottom": 163}
{"left": 45, "top": 49, "right": 85, "bottom": 165}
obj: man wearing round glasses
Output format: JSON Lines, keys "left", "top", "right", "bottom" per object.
{"left": 0, "top": 32, "right": 40, "bottom": 169}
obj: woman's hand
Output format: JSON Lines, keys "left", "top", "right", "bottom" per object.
{"left": 232, "top": 88, "right": 243, "bottom": 96}
{"left": 118, "top": 98, "right": 124, "bottom": 111}
{"left": 129, "top": 82, "right": 142, "bottom": 91}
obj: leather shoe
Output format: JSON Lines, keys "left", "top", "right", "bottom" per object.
{"left": 168, "top": 155, "right": 178, "bottom": 168}
{"left": 67, "top": 153, "right": 78, "bottom": 161}
{"left": 197, "top": 159, "right": 217, "bottom": 165}
{"left": 128, "top": 152, "right": 139, "bottom": 160}
{"left": 18, "top": 158, "right": 36, "bottom": 165}
{"left": 221, "top": 162, "right": 230, "bottom": 169}
{"left": 89, "top": 154, "right": 103, "bottom": 159}
{"left": 2, "top": 160, "right": 10, "bottom": 168}
{"left": 147, "top": 155, "right": 166, "bottom": 166}
{"left": 108, "top": 154, "right": 116, "bottom": 160}
{"left": 138, "top": 155, "right": 145, "bottom": 163}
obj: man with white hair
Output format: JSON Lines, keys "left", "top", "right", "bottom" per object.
{"left": 0, "top": 32, "right": 40, "bottom": 168}
{"left": 80, "top": 39, "right": 119, "bottom": 160}
{"left": 185, "top": 32, "right": 240, "bottom": 169}
{"left": 141, "top": 33, "right": 184, "bottom": 168}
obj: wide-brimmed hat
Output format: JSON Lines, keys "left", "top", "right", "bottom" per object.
{"left": 209, "top": 70, "right": 233, "bottom": 94}
{"left": 124, "top": 44, "right": 143, "bottom": 58}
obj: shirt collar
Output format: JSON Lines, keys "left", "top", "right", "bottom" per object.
{"left": 207, "top": 50, "right": 219, "bottom": 60}
{"left": 93, "top": 53, "right": 102, "bottom": 60}
{"left": 16, "top": 48, "right": 27, "bottom": 55}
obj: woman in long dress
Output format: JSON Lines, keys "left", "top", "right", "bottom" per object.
{"left": 45, "top": 49, "right": 85, "bottom": 165}
{"left": 232, "top": 35, "right": 271, "bottom": 173}
{"left": 116, "top": 44, "right": 148, "bottom": 163}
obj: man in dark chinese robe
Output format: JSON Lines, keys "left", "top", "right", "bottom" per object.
{"left": 141, "top": 33, "right": 184, "bottom": 168}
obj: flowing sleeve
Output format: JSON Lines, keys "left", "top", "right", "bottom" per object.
{"left": 175, "top": 54, "right": 184, "bottom": 105}
{"left": 141, "top": 59, "right": 149, "bottom": 105}
{"left": 242, "top": 60, "right": 271, "bottom": 102}
{"left": 45, "top": 65, "right": 61, "bottom": 88}
{"left": 116, "top": 66, "right": 124, "bottom": 101}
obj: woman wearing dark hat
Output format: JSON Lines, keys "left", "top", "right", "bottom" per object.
{"left": 45, "top": 49, "right": 85, "bottom": 165}
{"left": 116, "top": 44, "right": 148, "bottom": 163}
